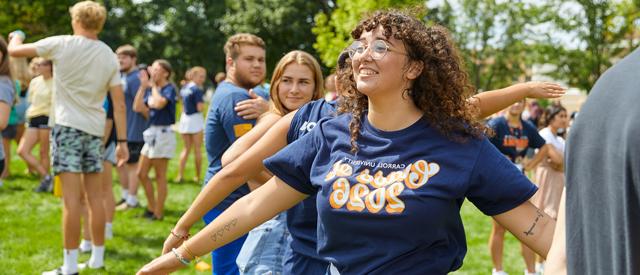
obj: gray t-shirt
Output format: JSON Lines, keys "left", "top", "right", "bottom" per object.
{"left": 0, "top": 76, "right": 15, "bottom": 160}
{"left": 565, "top": 47, "right": 640, "bottom": 274}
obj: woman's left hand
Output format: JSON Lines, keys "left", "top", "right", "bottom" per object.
{"left": 137, "top": 252, "right": 185, "bottom": 275}
{"left": 525, "top": 82, "right": 566, "bottom": 99}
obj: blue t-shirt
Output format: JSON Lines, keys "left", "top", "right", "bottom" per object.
{"left": 285, "top": 99, "right": 336, "bottom": 273}
{"left": 104, "top": 94, "right": 116, "bottom": 145}
{"left": 0, "top": 76, "right": 15, "bottom": 160}
{"left": 143, "top": 83, "right": 177, "bottom": 126}
{"left": 180, "top": 82, "right": 204, "bottom": 115}
{"left": 265, "top": 113, "right": 537, "bottom": 275}
{"left": 122, "top": 69, "right": 147, "bottom": 142}
{"left": 203, "top": 81, "right": 268, "bottom": 211}
{"left": 487, "top": 116, "right": 545, "bottom": 163}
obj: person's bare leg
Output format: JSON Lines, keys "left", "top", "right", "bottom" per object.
{"left": 102, "top": 162, "right": 115, "bottom": 223}
{"left": 17, "top": 128, "right": 47, "bottom": 176}
{"left": 521, "top": 243, "right": 536, "bottom": 273}
{"left": 2, "top": 138, "right": 11, "bottom": 178}
{"left": 489, "top": 220, "right": 506, "bottom": 272}
{"left": 79, "top": 186, "right": 92, "bottom": 252}
{"left": 115, "top": 163, "right": 128, "bottom": 201}
{"left": 152, "top": 159, "right": 169, "bottom": 219}
{"left": 83, "top": 172, "right": 105, "bottom": 246}
{"left": 59, "top": 172, "right": 83, "bottom": 249}
{"left": 177, "top": 133, "right": 192, "bottom": 182}
{"left": 137, "top": 156, "right": 155, "bottom": 213}
{"left": 125, "top": 162, "right": 139, "bottom": 205}
{"left": 192, "top": 132, "right": 203, "bottom": 183}
{"left": 38, "top": 128, "right": 50, "bottom": 174}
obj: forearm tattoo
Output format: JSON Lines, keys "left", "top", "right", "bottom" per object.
{"left": 209, "top": 218, "right": 238, "bottom": 242}
{"left": 523, "top": 209, "right": 544, "bottom": 236}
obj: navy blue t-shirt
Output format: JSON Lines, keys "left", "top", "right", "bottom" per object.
{"left": 104, "top": 94, "right": 116, "bottom": 145}
{"left": 203, "top": 81, "right": 268, "bottom": 211}
{"left": 285, "top": 99, "right": 336, "bottom": 273}
{"left": 180, "top": 82, "right": 204, "bottom": 115}
{"left": 265, "top": 113, "right": 537, "bottom": 275}
{"left": 143, "top": 83, "right": 177, "bottom": 126}
{"left": 487, "top": 116, "right": 545, "bottom": 163}
{"left": 122, "top": 69, "right": 147, "bottom": 142}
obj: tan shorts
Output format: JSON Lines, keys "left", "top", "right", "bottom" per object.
{"left": 141, "top": 126, "right": 176, "bottom": 159}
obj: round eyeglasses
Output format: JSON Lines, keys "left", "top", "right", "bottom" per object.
{"left": 348, "top": 39, "right": 396, "bottom": 61}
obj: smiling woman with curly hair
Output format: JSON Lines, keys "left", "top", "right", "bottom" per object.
{"left": 138, "top": 10, "right": 564, "bottom": 275}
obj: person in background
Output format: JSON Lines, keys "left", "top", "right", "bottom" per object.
{"left": 115, "top": 44, "right": 147, "bottom": 211}
{"left": 8, "top": 1, "right": 129, "bottom": 273}
{"left": 2, "top": 55, "right": 31, "bottom": 179}
{"left": 529, "top": 104, "right": 567, "bottom": 273}
{"left": 201, "top": 33, "right": 270, "bottom": 275}
{"left": 323, "top": 73, "right": 337, "bottom": 101}
{"left": 18, "top": 57, "right": 53, "bottom": 192}
{"left": 487, "top": 99, "right": 563, "bottom": 275}
{"left": 0, "top": 37, "right": 15, "bottom": 188}
{"left": 133, "top": 59, "right": 177, "bottom": 221}
{"left": 176, "top": 66, "right": 206, "bottom": 183}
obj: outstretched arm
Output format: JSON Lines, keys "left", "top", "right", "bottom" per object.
{"left": 470, "top": 82, "right": 565, "bottom": 120}
{"left": 493, "top": 201, "right": 556, "bottom": 258}
{"left": 162, "top": 111, "right": 295, "bottom": 254}
{"left": 138, "top": 177, "right": 308, "bottom": 274}
{"left": 221, "top": 113, "right": 282, "bottom": 166}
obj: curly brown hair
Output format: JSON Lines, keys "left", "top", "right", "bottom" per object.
{"left": 337, "top": 10, "right": 487, "bottom": 152}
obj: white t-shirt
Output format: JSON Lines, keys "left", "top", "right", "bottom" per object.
{"left": 35, "top": 35, "right": 120, "bottom": 137}
{"left": 539, "top": 127, "right": 565, "bottom": 153}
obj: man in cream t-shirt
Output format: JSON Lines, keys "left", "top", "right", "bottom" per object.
{"left": 8, "top": 1, "right": 129, "bottom": 274}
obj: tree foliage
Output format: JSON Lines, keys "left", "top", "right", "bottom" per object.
{"left": 312, "top": 0, "right": 421, "bottom": 68}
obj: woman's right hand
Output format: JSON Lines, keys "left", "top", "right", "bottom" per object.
{"left": 139, "top": 69, "right": 150, "bottom": 89}
{"left": 137, "top": 251, "right": 185, "bottom": 275}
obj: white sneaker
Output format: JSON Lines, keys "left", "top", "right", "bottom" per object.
{"left": 492, "top": 269, "right": 509, "bottom": 275}
{"left": 536, "top": 262, "right": 545, "bottom": 274}
{"left": 524, "top": 269, "right": 540, "bottom": 275}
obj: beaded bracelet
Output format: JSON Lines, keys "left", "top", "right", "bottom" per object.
{"left": 171, "top": 230, "right": 190, "bottom": 241}
{"left": 172, "top": 248, "right": 190, "bottom": 265}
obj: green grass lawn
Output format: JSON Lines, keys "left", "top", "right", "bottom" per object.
{"left": 0, "top": 137, "right": 528, "bottom": 274}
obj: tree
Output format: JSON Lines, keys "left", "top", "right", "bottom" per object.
{"left": 0, "top": 0, "right": 74, "bottom": 42}
{"left": 312, "top": 0, "right": 421, "bottom": 68}
{"left": 220, "top": 0, "right": 329, "bottom": 75}
{"left": 427, "top": 0, "right": 552, "bottom": 91}
{"left": 540, "top": 0, "right": 640, "bottom": 92}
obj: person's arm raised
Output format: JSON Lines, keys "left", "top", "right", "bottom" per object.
{"left": 7, "top": 32, "right": 38, "bottom": 58}
{"left": 493, "top": 200, "right": 556, "bottom": 258}
{"left": 469, "top": 82, "right": 565, "bottom": 120}
{"left": 162, "top": 111, "right": 295, "bottom": 254}
{"left": 133, "top": 70, "right": 150, "bottom": 119}
{"left": 138, "top": 177, "right": 308, "bottom": 274}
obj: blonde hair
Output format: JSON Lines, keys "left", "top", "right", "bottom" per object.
{"left": 190, "top": 66, "right": 206, "bottom": 79}
{"left": 223, "top": 33, "right": 265, "bottom": 60}
{"left": 69, "top": 1, "right": 107, "bottom": 33}
{"left": 269, "top": 51, "right": 324, "bottom": 116}
{"left": 9, "top": 56, "right": 31, "bottom": 89}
